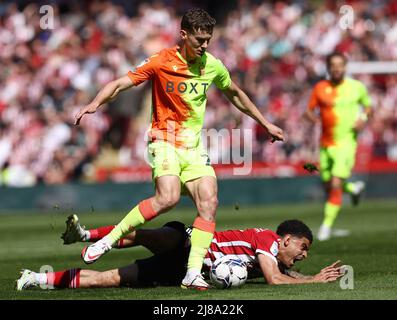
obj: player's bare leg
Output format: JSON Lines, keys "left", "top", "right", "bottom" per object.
{"left": 81, "top": 175, "right": 181, "bottom": 264}
{"left": 323, "top": 180, "right": 332, "bottom": 195}
{"left": 181, "top": 176, "right": 218, "bottom": 290}
{"left": 16, "top": 263, "right": 140, "bottom": 290}
{"left": 78, "top": 264, "right": 139, "bottom": 288}
{"left": 318, "top": 176, "right": 343, "bottom": 241}
{"left": 78, "top": 269, "right": 124, "bottom": 288}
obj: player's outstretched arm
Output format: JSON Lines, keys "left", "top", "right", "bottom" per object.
{"left": 284, "top": 261, "right": 342, "bottom": 280}
{"left": 258, "top": 255, "right": 342, "bottom": 285}
{"left": 354, "top": 107, "right": 373, "bottom": 132}
{"left": 222, "top": 81, "right": 285, "bottom": 142}
{"left": 74, "top": 75, "right": 133, "bottom": 125}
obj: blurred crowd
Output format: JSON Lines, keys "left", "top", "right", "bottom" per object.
{"left": 1, "top": 0, "right": 397, "bottom": 186}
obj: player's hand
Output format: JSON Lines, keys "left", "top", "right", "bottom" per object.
{"left": 265, "top": 123, "right": 285, "bottom": 143}
{"left": 353, "top": 118, "right": 367, "bottom": 132}
{"left": 313, "top": 260, "right": 343, "bottom": 283}
{"left": 353, "top": 112, "right": 369, "bottom": 133}
{"left": 74, "top": 104, "right": 97, "bottom": 125}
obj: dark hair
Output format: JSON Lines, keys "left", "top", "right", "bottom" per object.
{"left": 181, "top": 8, "right": 216, "bottom": 34}
{"left": 326, "top": 52, "right": 347, "bottom": 67}
{"left": 276, "top": 219, "right": 313, "bottom": 243}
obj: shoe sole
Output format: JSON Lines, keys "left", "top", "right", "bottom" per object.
{"left": 180, "top": 284, "right": 208, "bottom": 291}
{"left": 16, "top": 269, "right": 30, "bottom": 291}
{"left": 62, "top": 215, "right": 79, "bottom": 245}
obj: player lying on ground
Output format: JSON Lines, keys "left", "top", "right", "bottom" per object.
{"left": 16, "top": 215, "right": 343, "bottom": 290}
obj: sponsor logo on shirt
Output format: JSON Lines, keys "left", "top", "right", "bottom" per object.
{"left": 166, "top": 81, "right": 209, "bottom": 94}
{"left": 270, "top": 241, "right": 279, "bottom": 256}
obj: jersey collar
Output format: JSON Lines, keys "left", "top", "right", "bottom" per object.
{"left": 174, "top": 45, "right": 204, "bottom": 66}
{"left": 328, "top": 78, "right": 346, "bottom": 87}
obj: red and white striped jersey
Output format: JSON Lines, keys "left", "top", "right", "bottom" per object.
{"left": 203, "top": 228, "right": 281, "bottom": 271}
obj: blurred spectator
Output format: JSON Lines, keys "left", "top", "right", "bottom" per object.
{"left": 1, "top": 0, "right": 397, "bottom": 185}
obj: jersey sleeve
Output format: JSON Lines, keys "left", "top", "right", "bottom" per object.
{"left": 213, "top": 59, "right": 232, "bottom": 90}
{"left": 359, "top": 82, "right": 371, "bottom": 109}
{"left": 127, "top": 54, "right": 159, "bottom": 86}
{"left": 307, "top": 85, "right": 319, "bottom": 110}
{"left": 251, "top": 230, "right": 280, "bottom": 264}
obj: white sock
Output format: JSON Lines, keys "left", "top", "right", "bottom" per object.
{"left": 33, "top": 272, "right": 48, "bottom": 285}
{"left": 84, "top": 230, "right": 90, "bottom": 241}
{"left": 186, "top": 268, "right": 201, "bottom": 279}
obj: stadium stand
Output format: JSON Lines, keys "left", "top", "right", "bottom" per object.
{"left": 1, "top": 0, "right": 397, "bottom": 185}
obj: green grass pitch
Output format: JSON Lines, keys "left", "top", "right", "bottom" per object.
{"left": 1, "top": 199, "right": 397, "bottom": 300}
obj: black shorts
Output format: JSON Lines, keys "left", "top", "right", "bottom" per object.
{"left": 135, "top": 221, "right": 190, "bottom": 287}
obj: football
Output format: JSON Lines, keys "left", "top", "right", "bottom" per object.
{"left": 210, "top": 258, "right": 248, "bottom": 289}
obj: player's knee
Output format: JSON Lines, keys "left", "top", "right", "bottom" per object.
{"left": 198, "top": 194, "right": 218, "bottom": 216}
{"left": 331, "top": 182, "right": 341, "bottom": 189}
{"left": 331, "top": 178, "right": 343, "bottom": 189}
{"left": 156, "top": 193, "right": 180, "bottom": 211}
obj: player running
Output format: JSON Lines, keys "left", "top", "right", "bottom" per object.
{"left": 304, "top": 52, "right": 372, "bottom": 241}
{"left": 73, "top": 8, "right": 284, "bottom": 289}
{"left": 16, "top": 215, "right": 342, "bottom": 290}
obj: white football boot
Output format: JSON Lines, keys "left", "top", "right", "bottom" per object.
{"left": 351, "top": 181, "right": 366, "bottom": 207}
{"left": 181, "top": 271, "right": 210, "bottom": 290}
{"left": 16, "top": 269, "right": 38, "bottom": 291}
{"left": 81, "top": 235, "right": 113, "bottom": 264}
{"left": 317, "top": 224, "right": 332, "bottom": 241}
{"left": 61, "top": 214, "right": 88, "bottom": 245}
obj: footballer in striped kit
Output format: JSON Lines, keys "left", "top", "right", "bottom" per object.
{"left": 16, "top": 215, "right": 343, "bottom": 290}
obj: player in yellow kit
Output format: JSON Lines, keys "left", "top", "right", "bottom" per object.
{"left": 305, "top": 52, "right": 372, "bottom": 241}
{"left": 74, "top": 8, "right": 284, "bottom": 289}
